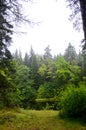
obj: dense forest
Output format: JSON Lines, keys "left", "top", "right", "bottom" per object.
{"left": 1, "top": 43, "right": 86, "bottom": 111}
{"left": 0, "top": 0, "right": 86, "bottom": 120}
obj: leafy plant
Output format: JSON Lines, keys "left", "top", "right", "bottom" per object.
{"left": 59, "top": 84, "right": 86, "bottom": 119}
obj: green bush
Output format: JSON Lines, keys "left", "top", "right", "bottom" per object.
{"left": 59, "top": 84, "right": 86, "bottom": 119}
{"left": 37, "top": 82, "right": 58, "bottom": 99}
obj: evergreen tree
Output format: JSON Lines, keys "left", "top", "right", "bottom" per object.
{"left": 13, "top": 49, "right": 23, "bottom": 65}
{"left": 29, "top": 46, "right": 39, "bottom": 88}
{"left": 38, "top": 46, "right": 56, "bottom": 83}
{"left": 23, "top": 52, "right": 29, "bottom": 67}
{"left": 0, "top": 0, "right": 13, "bottom": 70}
{"left": 0, "top": 0, "right": 31, "bottom": 108}
{"left": 44, "top": 45, "right": 52, "bottom": 59}
{"left": 64, "top": 43, "right": 77, "bottom": 65}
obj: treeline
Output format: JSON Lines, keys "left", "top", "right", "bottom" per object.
{"left": 0, "top": 43, "right": 86, "bottom": 110}
{"left": 12, "top": 44, "right": 86, "bottom": 109}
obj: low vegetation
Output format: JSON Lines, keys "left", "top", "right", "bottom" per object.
{"left": 0, "top": 108, "right": 86, "bottom": 130}
{"left": 59, "top": 83, "right": 86, "bottom": 119}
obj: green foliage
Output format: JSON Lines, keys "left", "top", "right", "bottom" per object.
{"left": 59, "top": 84, "right": 86, "bottom": 119}
{"left": 0, "top": 67, "right": 20, "bottom": 108}
{"left": 13, "top": 49, "right": 23, "bottom": 65}
{"left": 56, "top": 56, "right": 81, "bottom": 84}
{"left": 0, "top": 69, "right": 11, "bottom": 88}
{"left": 12, "top": 45, "right": 84, "bottom": 110}
{"left": 37, "top": 82, "right": 59, "bottom": 110}
{"left": 0, "top": 0, "right": 24, "bottom": 109}
{"left": 21, "top": 86, "right": 36, "bottom": 109}
{"left": 38, "top": 57, "right": 56, "bottom": 83}
{"left": 38, "top": 64, "right": 47, "bottom": 77}
{"left": 56, "top": 56, "right": 71, "bottom": 83}
{"left": 37, "top": 82, "right": 58, "bottom": 98}
{"left": 3, "top": 87, "right": 21, "bottom": 108}
{"left": 28, "top": 46, "right": 39, "bottom": 88}
{"left": 14, "top": 65, "right": 31, "bottom": 84}
{"left": 0, "top": 0, "right": 13, "bottom": 71}
{"left": 14, "top": 64, "right": 36, "bottom": 108}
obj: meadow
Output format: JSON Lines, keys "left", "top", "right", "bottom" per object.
{"left": 0, "top": 108, "right": 86, "bottom": 130}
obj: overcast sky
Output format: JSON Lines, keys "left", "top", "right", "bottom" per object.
{"left": 9, "top": 0, "right": 84, "bottom": 57}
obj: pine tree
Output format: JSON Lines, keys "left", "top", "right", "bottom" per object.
{"left": 0, "top": 0, "right": 30, "bottom": 108}
{"left": 23, "top": 52, "right": 29, "bottom": 67}
{"left": 64, "top": 43, "right": 77, "bottom": 65}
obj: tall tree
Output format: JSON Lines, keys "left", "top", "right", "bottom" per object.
{"left": 23, "top": 52, "right": 29, "bottom": 67}
{"left": 0, "top": 0, "right": 31, "bottom": 108}
{"left": 13, "top": 49, "right": 23, "bottom": 65}
{"left": 0, "top": 0, "right": 32, "bottom": 70}
{"left": 64, "top": 43, "right": 77, "bottom": 65}
{"left": 68, "top": 0, "right": 86, "bottom": 77}
{"left": 29, "top": 46, "right": 39, "bottom": 88}
{"left": 0, "top": 0, "right": 31, "bottom": 74}
{"left": 79, "top": 0, "right": 86, "bottom": 50}
{"left": 68, "top": 0, "right": 86, "bottom": 50}
{"left": 44, "top": 45, "right": 52, "bottom": 59}
{"left": 14, "top": 64, "right": 36, "bottom": 108}
{"left": 0, "top": 0, "right": 13, "bottom": 69}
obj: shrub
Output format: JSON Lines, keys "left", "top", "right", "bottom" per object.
{"left": 59, "top": 84, "right": 86, "bottom": 119}
{"left": 37, "top": 82, "right": 58, "bottom": 99}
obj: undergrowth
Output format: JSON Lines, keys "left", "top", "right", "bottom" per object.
{"left": 0, "top": 108, "right": 86, "bottom": 130}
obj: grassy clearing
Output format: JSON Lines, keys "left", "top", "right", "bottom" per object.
{"left": 0, "top": 108, "right": 86, "bottom": 130}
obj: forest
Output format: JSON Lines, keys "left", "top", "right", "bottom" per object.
{"left": 1, "top": 42, "right": 86, "bottom": 117}
{"left": 0, "top": 1, "right": 86, "bottom": 129}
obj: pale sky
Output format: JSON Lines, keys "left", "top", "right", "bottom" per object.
{"left": 9, "top": 0, "right": 84, "bottom": 57}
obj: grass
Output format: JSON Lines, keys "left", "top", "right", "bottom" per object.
{"left": 0, "top": 108, "right": 86, "bottom": 130}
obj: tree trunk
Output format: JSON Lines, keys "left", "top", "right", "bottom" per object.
{"left": 79, "top": 0, "right": 86, "bottom": 50}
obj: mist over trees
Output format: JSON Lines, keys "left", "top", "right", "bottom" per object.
{"left": 0, "top": 0, "right": 86, "bottom": 119}
{"left": 10, "top": 44, "right": 85, "bottom": 110}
